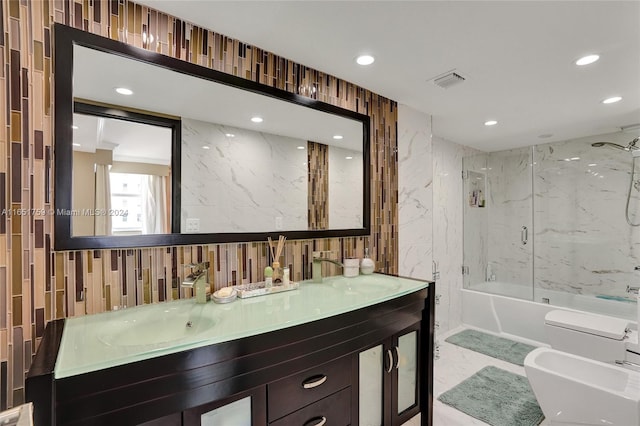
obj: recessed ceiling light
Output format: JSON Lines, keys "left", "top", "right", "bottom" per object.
{"left": 115, "top": 87, "right": 133, "bottom": 95}
{"left": 356, "top": 55, "right": 375, "bottom": 66}
{"left": 333, "top": 135, "right": 343, "bottom": 140}
{"left": 484, "top": 120, "right": 498, "bottom": 126}
{"left": 602, "top": 96, "right": 622, "bottom": 104}
{"left": 72, "top": 143, "right": 81, "bottom": 147}
{"left": 575, "top": 54, "right": 599, "bottom": 66}
{"left": 345, "top": 156, "right": 353, "bottom": 160}
{"left": 588, "top": 163, "right": 597, "bottom": 167}
{"left": 202, "top": 146, "right": 210, "bottom": 150}
{"left": 225, "top": 133, "right": 235, "bottom": 137}
{"left": 297, "top": 146, "right": 305, "bottom": 150}
{"left": 251, "top": 116, "right": 263, "bottom": 123}
{"left": 71, "top": 125, "right": 79, "bottom": 130}
{"left": 570, "top": 157, "right": 580, "bottom": 161}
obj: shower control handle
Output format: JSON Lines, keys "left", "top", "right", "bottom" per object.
{"left": 521, "top": 226, "right": 528, "bottom": 245}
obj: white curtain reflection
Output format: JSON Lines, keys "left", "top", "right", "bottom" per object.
{"left": 142, "top": 175, "right": 168, "bottom": 234}
{"left": 94, "top": 164, "right": 112, "bottom": 235}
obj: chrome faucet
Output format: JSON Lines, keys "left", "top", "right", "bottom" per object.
{"left": 312, "top": 251, "right": 343, "bottom": 283}
{"left": 182, "top": 262, "right": 210, "bottom": 304}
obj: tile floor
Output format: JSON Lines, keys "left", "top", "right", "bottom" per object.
{"left": 403, "top": 326, "right": 549, "bottom": 426}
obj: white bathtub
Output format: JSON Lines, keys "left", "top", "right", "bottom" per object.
{"left": 462, "top": 282, "right": 638, "bottom": 345}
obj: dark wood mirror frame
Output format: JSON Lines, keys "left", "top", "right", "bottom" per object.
{"left": 54, "top": 24, "right": 371, "bottom": 250}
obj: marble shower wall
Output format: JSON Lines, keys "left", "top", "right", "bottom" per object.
{"left": 433, "top": 137, "right": 481, "bottom": 334}
{"left": 462, "top": 131, "right": 640, "bottom": 301}
{"left": 181, "top": 118, "right": 308, "bottom": 233}
{"left": 487, "top": 148, "right": 533, "bottom": 287}
{"left": 398, "top": 105, "right": 432, "bottom": 282}
{"left": 461, "top": 153, "right": 489, "bottom": 289}
{"left": 534, "top": 131, "right": 640, "bottom": 298}
{"left": 0, "top": 0, "right": 398, "bottom": 408}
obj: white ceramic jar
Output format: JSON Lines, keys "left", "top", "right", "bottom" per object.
{"left": 343, "top": 258, "right": 360, "bottom": 277}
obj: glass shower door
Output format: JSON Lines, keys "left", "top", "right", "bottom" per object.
{"left": 462, "top": 147, "right": 534, "bottom": 300}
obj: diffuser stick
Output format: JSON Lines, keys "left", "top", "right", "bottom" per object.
{"left": 268, "top": 237, "right": 276, "bottom": 262}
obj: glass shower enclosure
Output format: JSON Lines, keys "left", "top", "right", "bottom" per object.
{"left": 463, "top": 131, "right": 640, "bottom": 321}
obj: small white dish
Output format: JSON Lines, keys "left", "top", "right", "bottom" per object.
{"left": 212, "top": 287, "right": 237, "bottom": 304}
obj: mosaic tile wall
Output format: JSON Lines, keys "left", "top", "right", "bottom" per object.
{"left": 0, "top": 0, "right": 398, "bottom": 408}
{"left": 308, "top": 141, "right": 329, "bottom": 230}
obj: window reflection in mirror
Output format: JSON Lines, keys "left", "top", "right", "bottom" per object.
{"left": 71, "top": 109, "right": 173, "bottom": 237}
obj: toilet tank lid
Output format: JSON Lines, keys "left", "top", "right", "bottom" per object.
{"left": 544, "top": 310, "right": 630, "bottom": 340}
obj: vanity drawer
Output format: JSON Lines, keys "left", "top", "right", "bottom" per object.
{"left": 269, "top": 387, "right": 351, "bottom": 426}
{"left": 268, "top": 355, "right": 351, "bottom": 421}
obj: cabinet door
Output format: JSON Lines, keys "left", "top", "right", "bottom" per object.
{"left": 392, "top": 322, "right": 421, "bottom": 426}
{"left": 183, "top": 386, "right": 266, "bottom": 425}
{"left": 358, "top": 344, "right": 385, "bottom": 426}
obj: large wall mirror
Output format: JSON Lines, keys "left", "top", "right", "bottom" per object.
{"left": 55, "top": 24, "right": 370, "bottom": 249}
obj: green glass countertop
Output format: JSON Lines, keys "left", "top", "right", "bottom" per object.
{"left": 54, "top": 273, "right": 428, "bottom": 379}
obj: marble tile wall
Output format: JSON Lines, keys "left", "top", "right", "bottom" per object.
{"left": 398, "top": 105, "right": 433, "bottom": 282}
{"left": 397, "top": 105, "right": 483, "bottom": 336}
{"left": 328, "top": 146, "right": 363, "bottom": 229}
{"left": 181, "top": 118, "right": 308, "bottom": 233}
{"left": 0, "top": 0, "right": 398, "bottom": 407}
{"left": 432, "top": 137, "right": 467, "bottom": 334}
{"left": 534, "top": 131, "right": 640, "bottom": 299}
{"left": 461, "top": 153, "right": 489, "bottom": 289}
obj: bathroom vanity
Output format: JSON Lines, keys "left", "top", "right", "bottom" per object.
{"left": 27, "top": 274, "right": 434, "bottom": 426}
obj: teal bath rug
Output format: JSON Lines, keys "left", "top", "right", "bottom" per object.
{"left": 438, "top": 366, "right": 544, "bottom": 426}
{"left": 445, "top": 329, "right": 536, "bottom": 366}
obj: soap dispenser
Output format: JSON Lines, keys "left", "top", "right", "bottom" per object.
{"left": 360, "top": 248, "right": 375, "bottom": 275}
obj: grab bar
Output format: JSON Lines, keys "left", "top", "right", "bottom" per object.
{"left": 521, "top": 226, "right": 528, "bottom": 245}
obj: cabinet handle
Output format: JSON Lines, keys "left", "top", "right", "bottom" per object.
{"left": 385, "top": 348, "right": 393, "bottom": 373}
{"left": 521, "top": 226, "right": 528, "bottom": 245}
{"left": 303, "top": 416, "right": 327, "bottom": 426}
{"left": 302, "top": 374, "right": 327, "bottom": 389}
{"left": 393, "top": 346, "right": 400, "bottom": 369}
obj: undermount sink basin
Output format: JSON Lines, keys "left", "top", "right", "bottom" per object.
{"left": 330, "top": 276, "right": 402, "bottom": 295}
{"left": 97, "top": 304, "right": 216, "bottom": 349}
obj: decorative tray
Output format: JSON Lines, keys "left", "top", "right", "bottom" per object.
{"left": 235, "top": 281, "right": 299, "bottom": 299}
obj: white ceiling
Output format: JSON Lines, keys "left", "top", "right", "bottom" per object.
{"left": 72, "top": 113, "right": 172, "bottom": 165}
{"left": 137, "top": 0, "right": 640, "bottom": 152}
{"left": 73, "top": 45, "right": 364, "bottom": 152}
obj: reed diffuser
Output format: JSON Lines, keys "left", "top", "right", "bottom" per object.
{"left": 268, "top": 235, "right": 286, "bottom": 284}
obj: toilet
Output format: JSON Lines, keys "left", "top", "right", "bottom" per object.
{"left": 525, "top": 347, "right": 640, "bottom": 425}
{"left": 544, "top": 309, "right": 630, "bottom": 362}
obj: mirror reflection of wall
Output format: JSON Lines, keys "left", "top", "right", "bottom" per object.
{"left": 71, "top": 112, "right": 172, "bottom": 237}
{"left": 180, "top": 118, "right": 363, "bottom": 233}
{"left": 181, "top": 118, "right": 308, "bottom": 233}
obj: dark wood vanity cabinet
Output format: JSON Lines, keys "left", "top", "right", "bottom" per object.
{"left": 27, "top": 283, "right": 434, "bottom": 426}
{"left": 267, "top": 355, "right": 354, "bottom": 424}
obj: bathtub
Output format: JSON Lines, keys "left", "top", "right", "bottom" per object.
{"left": 462, "top": 281, "right": 638, "bottom": 345}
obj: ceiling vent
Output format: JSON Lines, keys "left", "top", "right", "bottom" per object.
{"left": 433, "top": 71, "right": 466, "bottom": 89}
